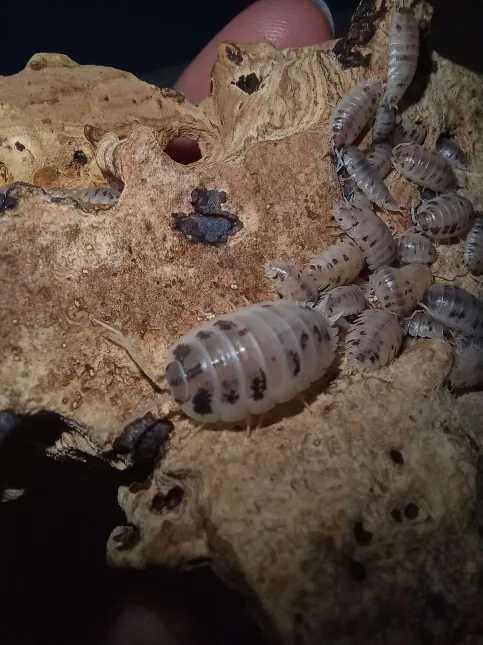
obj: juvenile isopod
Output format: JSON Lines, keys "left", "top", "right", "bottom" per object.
{"left": 369, "top": 264, "right": 432, "bottom": 315}
{"left": 165, "top": 300, "right": 338, "bottom": 423}
{"left": 332, "top": 203, "right": 397, "bottom": 271}
{"left": 464, "top": 217, "right": 483, "bottom": 275}
{"left": 413, "top": 192, "right": 474, "bottom": 240}
{"left": 396, "top": 232, "right": 436, "bottom": 264}
{"left": 314, "top": 284, "right": 367, "bottom": 323}
{"left": 342, "top": 146, "right": 399, "bottom": 211}
{"left": 301, "top": 236, "right": 365, "bottom": 293}
{"left": 436, "top": 136, "right": 466, "bottom": 170}
{"left": 448, "top": 335, "right": 483, "bottom": 390}
{"left": 346, "top": 309, "right": 403, "bottom": 369}
{"left": 366, "top": 142, "right": 393, "bottom": 178}
{"left": 391, "top": 117, "right": 427, "bottom": 146}
{"left": 392, "top": 143, "right": 457, "bottom": 192}
{"left": 331, "top": 81, "right": 383, "bottom": 148}
{"left": 403, "top": 311, "right": 451, "bottom": 339}
{"left": 385, "top": 8, "right": 420, "bottom": 109}
{"left": 373, "top": 100, "right": 396, "bottom": 143}
{"left": 264, "top": 262, "right": 314, "bottom": 301}
{"left": 422, "top": 285, "right": 483, "bottom": 335}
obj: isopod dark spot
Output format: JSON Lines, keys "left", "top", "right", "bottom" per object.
{"left": 251, "top": 369, "right": 267, "bottom": 401}
{"left": 197, "top": 330, "right": 212, "bottom": 340}
{"left": 150, "top": 485, "right": 185, "bottom": 514}
{"left": 234, "top": 73, "right": 260, "bottom": 94}
{"left": 185, "top": 363, "right": 204, "bottom": 380}
{"left": 214, "top": 319, "right": 236, "bottom": 330}
{"left": 111, "top": 525, "right": 140, "bottom": 551}
{"left": 300, "top": 332, "right": 309, "bottom": 351}
{"left": 389, "top": 449, "right": 404, "bottom": 464}
{"left": 223, "top": 389, "right": 240, "bottom": 405}
{"left": 288, "top": 351, "right": 301, "bottom": 376}
{"left": 405, "top": 502, "right": 419, "bottom": 519}
{"left": 192, "top": 388, "right": 213, "bottom": 415}
{"left": 238, "top": 328, "right": 249, "bottom": 336}
{"left": 173, "top": 343, "right": 192, "bottom": 363}
{"left": 349, "top": 559, "right": 367, "bottom": 581}
{"left": 353, "top": 521, "right": 373, "bottom": 545}
{"left": 312, "top": 325, "right": 323, "bottom": 343}
{"left": 391, "top": 508, "right": 403, "bottom": 522}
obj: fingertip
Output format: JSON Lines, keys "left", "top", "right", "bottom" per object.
{"left": 175, "top": 0, "right": 334, "bottom": 104}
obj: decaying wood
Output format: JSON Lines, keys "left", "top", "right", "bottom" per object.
{"left": 1, "top": 0, "right": 483, "bottom": 642}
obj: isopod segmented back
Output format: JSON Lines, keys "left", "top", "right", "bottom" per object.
{"left": 403, "top": 310, "right": 451, "bottom": 339}
{"left": 413, "top": 192, "right": 474, "bottom": 240}
{"left": 373, "top": 100, "right": 396, "bottom": 143}
{"left": 392, "top": 143, "right": 457, "bottom": 192}
{"left": 331, "top": 81, "right": 383, "bottom": 148}
{"left": 369, "top": 264, "right": 432, "bottom": 315}
{"left": 366, "top": 142, "right": 393, "bottom": 179}
{"left": 396, "top": 232, "right": 436, "bottom": 264}
{"left": 391, "top": 117, "right": 427, "bottom": 146}
{"left": 448, "top": 335, "right": 483, "bottom": 390}
{"left": 315, "top": 284, "right": 367, "bottom": 323}
{"left": 423, "top": 285, "right": 483, "bottom": 335}
{"left": 333, "top": 203, "right": 397, "bottom": 271}
{"left": 165, "top": 300, "right": 338, "bottom": 423}
{"left": 346, "top": 309, "right": 402, "bottom": 369}
{"left": 342, "top": 146, "right": 399, "bottom": 211}
{"left": 385, "top": 8, "right": 420, "bottom": 109}
{"left": 301, "top": 236, "right": 365, "bottom": 293}
{"left": 464, "top": 217, "right": 483, "bottom": 275}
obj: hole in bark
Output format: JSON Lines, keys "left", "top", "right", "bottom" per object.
{"left": 353, "top": 521, "right": 373, "bottom": 545}
{"left": 391, "top": 508, "right": 403, "bottom": 523}
{"left": 150, "top": 485, "right": 185, "bottom": 514}
{"left": 164, "top": 136, "right": 202, "bottom": 164}
{"left": 405, "top": 503, "right": 419, "bottom": 519}
{"left": 234, "top": 73, "right": 261, "bottom": 94}
{"left": 389, "top": 449, "right": 404, "bottom": 465}
{"left": 349, "top": 559, "right": 367, "bottom": 581}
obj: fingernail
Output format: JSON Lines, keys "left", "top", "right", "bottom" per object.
{"left": 311, "top": 0, "right": 335, "bottom": 36}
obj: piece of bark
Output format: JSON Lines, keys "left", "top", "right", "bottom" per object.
{"left": 1, "top": 0, "right": 483, "bottom": 642}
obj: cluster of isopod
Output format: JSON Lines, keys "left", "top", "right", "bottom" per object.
{"left": 101, "top": 5, "right": 482, "bottom": 426}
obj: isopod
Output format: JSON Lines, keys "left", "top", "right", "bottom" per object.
{"left": 331, "top": 81, "right": 383, "bottom": 148}
{"left": 314, "top": 284, "right": 367, "bottom": 323}
{"left": 422, "top": 285, "right": 483, "bottom": 335}
{"left": 448, "top": 335, "right": 483, "bottom": 390}
{"left": 391, "top": 117, "right": 427, "bottom": 146}
{"left": 264, "top": 262, "right": 314, "bottom": 301}
{"left": 396, "top": 232, "right": 436, "bottom": 264}
{"left": 392, "top": 143, "right": 457, "bottom": 192}
{"left": 464, "top": 217, "right": 483, "bottom": 275}
{"left": 165, "top": 300, "right": 338, "bottom": 423}
{"left": 332, "top": 203, "right": 397, "bottom": 271}
{"left": 413, "top": 192, "right": 474, "bottom": 240}
{"left": 385, "top": 8, "right": 420, "bottom": 109}
{"left": 301, "top": 236, "right": 365, "bottom": 293}
{"left": 436, "top": 135, "right": 466, "bottom": 170}
{"left": 373, "top": 100, "right": 396, "bottom": 143}
{"left": 366, "top": 142, "right": 393, "bottom": 178}
{"left": 403, "top": 311, "right": 451, "bottom": 339}
{"left": 342, "top": 145, "right": 399, "bottom": 210}
{"left": 346, "top": 309, "right": 402, "bottom": 369}
{"left": 369, "top": 264, "right": 432, "bottom": 315}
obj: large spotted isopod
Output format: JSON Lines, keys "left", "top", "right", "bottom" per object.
{"left": 392, "top": 143, "right": 457, "bottom": 192}
{"left": 165, "top": 300, "right": 338, "bottom": 423}
{"left": 331, "top": 81, "right": 383, "bottom": 148}
{"left": 385, "top": 8, "right": 420, "bottom": 109}
{"left": 346, "top": 309, "right": 403, "bottom": 369}
{"left": 413, "top": 192, "right": 474, "bottom": 240}
{"left": 369, "top": 264, "right": 432, "bottom": 316}
{"left": 422, "top": 285, "right": 483, "bottom": 335}
{"left": 342, "top": 146, "right": 399, "bottom": 211}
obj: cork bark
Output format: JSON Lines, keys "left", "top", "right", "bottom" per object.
{"left": 1, "top": 0, "right": 483, "bottom": 642}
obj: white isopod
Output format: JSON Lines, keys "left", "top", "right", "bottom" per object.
{"left": 391, "top": 117, "right": 427, "bottom": 146}
{"left": 403, "top": 311, "right": 451, "bottom": 339}
{"left": 342, "top": 145, "right": 399, "bottom": 211}
{"left": 413, "top": 192, "right": 474, "bottom": 240}
{"left": 436, "top": 136, "right": 466, "bottom": 170}
{"left": 396, "top": 232, "right": 436, "bottom": 264}
{"left": 463, "top": 217, "right": 483, "bottom": 275}
{"left": 346, "top": 309, "right": 403, "bottom": 369}
{"left": 448, "top": 335, "right": 483, "bottom": 390}
{"left": 373, "top": 100, "right": 396, "bottom": 143}
{"left": 314, "top": 284, "right": 367, "bottom": 323}
{"left": 301, "top": 236, "right": 365, "bottom": 293}
{"left": 332, "top": 203, "right": 397, "bottom": 271}
{"left": 392, "top": 143, "right": 457, "bottom": 192}
{"left": 385, "top": 8, "right": 420, "bottom": 109}
{"left": 366, "top": 142, "right": 393, "bottom": 178}
{"left": 369, "top": 264, "right": 432, "bottom": 315}
{"left": 422, "top": 285, "right": 483, "bottom": 335}
{"left": 331, "top": 81, "right": 383, "bottom": 148}
{"left": 164, "top": 300, "right": 338, "bottom": 423}
{"left": 264, "top": 262, "right": 314, "bottom": 301}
